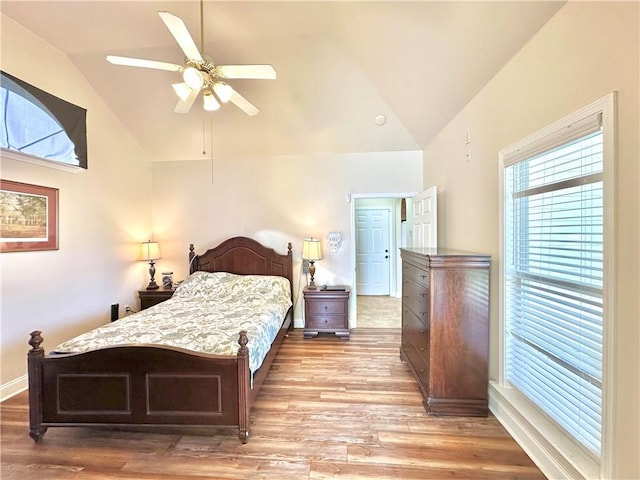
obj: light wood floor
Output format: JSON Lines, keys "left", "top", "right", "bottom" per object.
{"left": 356, "top": 295, "right": 402, "bottom": 328}
{"left": 1, "top": 329, "right": 546, "bottom": 480}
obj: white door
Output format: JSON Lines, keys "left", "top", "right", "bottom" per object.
{"left": 356, "top": 208, "right": 391, "bottom": 295}
{"left": 412, "top": 186, "right": 437, "bottom": 248}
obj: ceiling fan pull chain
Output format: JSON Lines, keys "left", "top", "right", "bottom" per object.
{"left": 202, "top": 117, "right": 206, "bottom": 155}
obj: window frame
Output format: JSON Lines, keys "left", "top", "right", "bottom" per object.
{"left": 496, "top": 92, "right": 617, "bottom": 479}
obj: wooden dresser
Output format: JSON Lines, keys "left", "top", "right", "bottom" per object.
{"left": 400, "top": 248, "right": 490, "bottom": 416}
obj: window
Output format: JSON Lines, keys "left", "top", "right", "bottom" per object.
{"left": 1, "top": 71, "right": 87, "bottom": 169}
{"left": 499, "top": 94, "right": 615, "bottom": 477}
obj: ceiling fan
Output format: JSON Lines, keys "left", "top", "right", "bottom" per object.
{"left": 106, "top": 2, "right": 275, "bottom": 116}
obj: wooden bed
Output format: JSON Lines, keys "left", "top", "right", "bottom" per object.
{"left": 27, "top": 236, "right": 293, "bottom": 444}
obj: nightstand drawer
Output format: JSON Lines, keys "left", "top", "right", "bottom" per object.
{"left": 138, "top": 289, "right": 175, "bottom": 310}
{"left": 306, "top": 314, "right": 347, "bottom": 330}
{"left": 307, "top": 300, "right": 347, "bottom": 315}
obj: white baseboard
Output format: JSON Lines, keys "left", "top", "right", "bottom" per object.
{"left": 489, "top": 381, "right": 599, "bottom": 480}
{"left": 1, "top": 374, "right": 27, "bottom": 402}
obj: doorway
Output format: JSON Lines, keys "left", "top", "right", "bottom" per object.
{"left": 351, "top": 194, "right": 414, "bottom": 328}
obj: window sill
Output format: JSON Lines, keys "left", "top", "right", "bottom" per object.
{"left": 1, "top": 148, "right": 84, "bottom": 173}
{"left": 489, "top": 381, "right": 600, "bottom": 480}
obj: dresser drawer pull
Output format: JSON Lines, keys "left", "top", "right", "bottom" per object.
{"left": 419, "top": 329, "right": 425, "bottom": 335}
{"left": 420, "top": 347, "right": 426, "bottom": 352}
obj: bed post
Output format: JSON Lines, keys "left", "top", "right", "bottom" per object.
{"left": 28, "top": 331, "right": 47, "bottom": 442}
{"left": 287, "top": 243, "right": 293, "bottom": 308}
{"left": 237, "top": 330, "right": 250, "bottom": 444}
{"left": 188, "top": 244, "right": 198, "bottom": 274}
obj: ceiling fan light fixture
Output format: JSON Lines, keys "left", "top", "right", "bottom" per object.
{"left": 106, "top": 4, "right": 275, "bottom": 115}
{"left": 172, "top": 82, "right": 193, "bottom": 102}
{"left": 183, "top": 66, "right": 204, "bottom": 90}
{"left": 213, "top": 82, "right": 233, "bottom": 103}
{"left": 203, "top": 90, "right": 220, "bottom": 111}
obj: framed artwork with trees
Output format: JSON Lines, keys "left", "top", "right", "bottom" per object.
{"left": 0, "top": 180, "right": 58, "bottom": 252}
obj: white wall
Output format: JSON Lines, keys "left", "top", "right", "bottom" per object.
{"left": 0, "top": 15, "right": 154, "bottom": 398}
{"left": 151, "top": 151, "right": 422, "bottom": 326}
{"left": 423, "top": 3, "right": 639, "bottom": 478}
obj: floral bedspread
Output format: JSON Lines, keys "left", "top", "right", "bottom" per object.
{"left": 54, "top": 271, "right": 292, "bottom": 376}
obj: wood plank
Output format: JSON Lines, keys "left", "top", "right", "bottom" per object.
{"left": 1, "top": 328, "right": 546, "bottom": 480}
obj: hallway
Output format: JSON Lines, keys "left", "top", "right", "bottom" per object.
{"left": 356, "top": 295, "right": 402, "bottom": 328}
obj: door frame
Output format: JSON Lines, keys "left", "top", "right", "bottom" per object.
{"left": 349, "top": 192, "right": 417, "bottom": 327}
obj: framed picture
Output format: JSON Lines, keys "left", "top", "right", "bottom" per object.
{"left": 0, "top": 180, "right": 59, "bottom": 252}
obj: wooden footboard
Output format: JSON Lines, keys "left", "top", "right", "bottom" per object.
{"left": 28, "top": 330, "right": 252, "bottom": 443}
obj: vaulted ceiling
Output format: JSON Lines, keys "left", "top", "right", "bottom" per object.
{"left": 1, "top": 1, "right": 564, "bottom": 161}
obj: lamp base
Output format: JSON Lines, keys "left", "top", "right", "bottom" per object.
{"left": 308, "top": 261, "right": 317, "bottom": 289}
{"left": 147, "top": 260, "right": 159, "bottom": 290}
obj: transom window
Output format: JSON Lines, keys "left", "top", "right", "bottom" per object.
{"left": 1, "top": 71, "right": 87, "bottom": 169}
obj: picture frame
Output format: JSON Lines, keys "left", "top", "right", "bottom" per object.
{"left": 0, "top": 180, "right": 59, "bottom": 252}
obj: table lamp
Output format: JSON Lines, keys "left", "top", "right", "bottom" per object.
{"left": 302, "top": 237, "right": 322, "bottom": 289}
{"left": 140, "top": 240, "right": 161, "bottom": 290}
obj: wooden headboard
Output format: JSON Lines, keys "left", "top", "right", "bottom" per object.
{"left": 188, "top": 237, "right": 294, "bottom": 294}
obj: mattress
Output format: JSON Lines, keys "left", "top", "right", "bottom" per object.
{"left": 54, "top": 271, "right": 292, "bottom": 376}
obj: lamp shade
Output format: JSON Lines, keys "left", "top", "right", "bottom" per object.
{"left": 302, "top": 238, "right": 322, "bottom": 261}
{"left": 140, "top": 241, "right": 160, "bottom": 261}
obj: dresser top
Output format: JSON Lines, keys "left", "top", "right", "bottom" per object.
{"left": 401, "top": 247, "right": 490, "bottom": 257}
{"left": 401, "top": 247, "right": 490, "bottom": 268}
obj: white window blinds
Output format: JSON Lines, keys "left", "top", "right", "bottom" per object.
{"left": 503, "top": 115, "right": 604, "bottom": 458}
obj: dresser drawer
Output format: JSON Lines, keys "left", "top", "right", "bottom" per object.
{"left": 403, "top": 279, "right": 429, "bottom": 322}
{"left": 403, "top": 303, "right": 428, "bottom": 332}
{"left": 403, "top": 339, "right": 430, "bottom": 387}
{"left": 403, "top": 262, "right": 430, "bottom": 288}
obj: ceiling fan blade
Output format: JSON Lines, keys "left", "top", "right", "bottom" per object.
{"left": 228, "top": 88, "right": 259, "bottom": 116}
{"left": 106, "top": 55, "right": 182, "bottom": 72}
{"left": 158, "top": 11, "right": 203, "bottom": 63}
{"left": 174, "top": 86, "right": 200, "bottom": 114}
{"left": 218, "top": 65, "right": 276, "bottom": 80}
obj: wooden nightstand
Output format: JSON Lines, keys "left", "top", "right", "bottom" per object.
{"left": 303, "top": 286, "right": 350, "bottom": 339}
{"left": 138, "top": 288, "right": 175, "bottom": 310}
